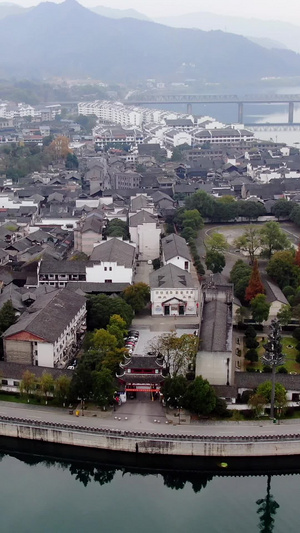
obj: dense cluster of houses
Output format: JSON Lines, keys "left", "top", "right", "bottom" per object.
{"left": 0, "top": 99, "right": 300, "bottom": 407}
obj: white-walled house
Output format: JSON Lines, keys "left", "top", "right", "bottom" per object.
{"left": 161, "top": 233, "right": 192, "bottom": 272}
{"left": 3, "top": 289, "right": 86, "bottom": 368}
{"left": 86, "top": 237, "right": 136, "bottom": 284}
{"left": 129, "top": 210, "right": 161, "bottom": 261}
{"left": 150, "top": 264, "right": 199, "bottom": 316}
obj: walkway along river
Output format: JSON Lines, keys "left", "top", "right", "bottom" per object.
{"left": 2, "top": 414, "right": 300, "bottom": 458}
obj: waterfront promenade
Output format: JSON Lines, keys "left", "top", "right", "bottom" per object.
{"left": 1, "top": 400, "right": 300, "bottom": 438}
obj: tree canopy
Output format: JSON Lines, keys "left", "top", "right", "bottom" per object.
{"left": 205, "top": 250, "right": 226, "bottom": 273}
{"left": 87, "top": 294, "right": 133, "bottom": 331}
{"left": 251, "top": 294, "right": 270, "bottom": 324}
{"left": 245, "top": 259, "right": 265, "bottom": 301}
{"left": 122, "top": 282, "right": 150, "bottom": 313}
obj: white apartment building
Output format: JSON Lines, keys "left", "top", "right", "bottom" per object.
{"left": 150, "top": 264, "right": 199, "bottom": 316}
{"left": 86, "top": 237, "right": 136, "bottom": 284}
{"left": 3, "top": 289, "right": 86, "bottom": 368}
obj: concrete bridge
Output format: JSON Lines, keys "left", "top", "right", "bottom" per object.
{"left": 125, "top": 94, "right": 300, "bottom": 124}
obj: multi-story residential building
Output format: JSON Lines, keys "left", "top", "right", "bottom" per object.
{"left": 86, "top": 238, "right": 136, "bottom": 284}
{"left": 94, "top": 126, "right": 143, "bottom": 149}
{"left": 74, "top": 213, "right": 103, "bottom": 256}
{"left": 161, "top": 233, "right": 192, "bottom": 272}
{"left": 3, "top": 288, "right": 86, "bottom": 368}
{"left": 149, "top": 264, "right": 199, "bottom": 316}
{"left": 112, "top": 171, "right": 141, "bottom": 190}
{"left": 129, "top": 209, "right": 161, "bottom": 261}
{"left": 38, "top": 260, "right": 87, "bottom": 288}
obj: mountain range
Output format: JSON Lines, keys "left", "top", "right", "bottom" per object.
{"left": 155, "top": 11, "right": 300, "bottom": 54}
{"left": 0, "top": 0, "right": 300, "bottom": 83}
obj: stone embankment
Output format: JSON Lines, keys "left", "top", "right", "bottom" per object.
{"left": 1, "top": 415, "right": 300, "bottom": 457}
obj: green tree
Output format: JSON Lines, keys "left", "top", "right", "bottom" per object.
{"left": 183, "top": 376, "right": 217, "bottom": 416}
{"left": 104, "top": 219, "right": 129, "bottom": 240}
{"left": 182, "top": 209, "right": 204, "bottom": 231}
{"left": 290, "top": 204, "right": 300, "bottom": 227}
{"left": 0, "top": 300, "right": 16, "bottom": 334}
{"left": 149, "top": 332, "right": 198, "bottom": 377}
{"left": 87, "top": 294, "right": 133, "bottom": 330}
{"left": 181, "top": 226, "right": 197, "bottom": 242}
{"left": 88, "top": 329, "right": 118, "bottom": 366}
{"left": 20, "top": 370, "right": 36, "bottom": 402}
{"left": 107, "top": 314, "right": 127, "bottom": 348}
{"left": 256, "top": 381, "right": 287, "bottom": 410}
{"left": 69, "top": 364, "right": 93, "bottom": 405}
{"left": 234, "top": 226, "right": 261, "bottom": 264}
{"left": 245, "top": 348, "right": 259, "bottom": 363}
{"left": 248, "top": 392, "right": 266, "bottom": 417}
{"left": 162, "top": 375, "right": 188, "bottom": 408}
{"left": 251, "top": 294, "right": 270, "bottom": 323}
{"left": 260, "top": 221, "right": 291, "bottom": 259}
{"left": 237, "top": 201, "right": 266, "bottom": 221}
{"left": 55, "top": 375, "right": 71, "bottom": 406}
{"left": 230, "top": 260, "right": 252, "bottom": 303}
{"left": 65, "top": 152, "right": 79, "bottom": 169}
{"left": 277, "top": 304, "right": 293, "bottom": 326}
{"left": 122, "top": 282, "right": 150, "bottom": 313}
{"left": 205, "top": 232, "right": 229, "bottom": 253}
{"left": 92, "top": 368, "right": 115, "bottom": 408}
{"left": 272, "top": 199, "right": 295, "bottom": 220}
{"left": 205, "top": 250, "right": 225, "bottom": 273}
{"left": 214, "top": 197, "right": 239, "bottom": 221}
{"left": 266, "top": 250, "right": 300, "bottom": 289}
{"left": 39, "top": 373, "right": 54, "bottom": 404}
{"left": 185, "top": 190, "right": 216, "bottom": 219}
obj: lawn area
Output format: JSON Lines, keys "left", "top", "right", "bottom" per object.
{"left": 248, "top": 336, "right": 300, "bottom": 373}
{"left": 0, "top": 393, "right": 61, "bottom": 407}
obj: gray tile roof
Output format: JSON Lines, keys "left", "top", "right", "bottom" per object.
{"left": 89, "top": 238, "right": 135, "bottom": 268}
{"left": 122, "top": 355, "right": 163, "bottom": 370}
{"left": 81, "top": 215, "right": 103, "bottom": 234}
{"left": 3, "top": 288, "right": 86, "bottom": 343}
{"left": 129, "top": 210, "right": 157, "bottom": 227}
{"left": 200, "top": 300, "right": 232, "bottom": 352}
{"left": 150, "top": 264, "right": 194, "bottom": 289}
{"left": 263, "top": 278, "right": 288, "bottom": 305}
{"left": 235, "top": 371, "right": 300, "bottom": 391}
{"left": 0, "top": 361, "right": 73, "bottom": 380}
{"left": 39, "top": 260, "right": 87, "bottom": 275}
{"left": 66, "top": 282, "right": 130, "bottom": 293}
{"left": 119, "top": 374, "right": 164, "bottom": 384}
{"left": 162, "top": 233, "right": 191, "bottom": 262}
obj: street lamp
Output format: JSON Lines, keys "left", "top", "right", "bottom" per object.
{"left": 262, "top": 319, "right": 285, "bottom": 420}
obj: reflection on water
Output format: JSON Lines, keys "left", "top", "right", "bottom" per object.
{"left": 1, "top": 446, "right": 299, "bottom": 533}
{"left": 257, "top": 476, "right": 280, "bottom": 533}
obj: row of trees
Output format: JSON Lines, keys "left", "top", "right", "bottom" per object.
{"left": 162, "top": 375, "right": 228, "bottom": 417}
{"left": 234, "top": 221, "right": 292, "bottom": 262}
{"left": 185, "top": 190, "right": 266, "bottom": 222}
{"left": 19, "top": 370, "right": 71, "bottom": 405}
{"left": 86, "top": 283, "right": 150, "bottom": 331}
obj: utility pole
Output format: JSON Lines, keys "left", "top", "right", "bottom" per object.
{"left": 262, "top": 319, "right": 284, "bottom": 420}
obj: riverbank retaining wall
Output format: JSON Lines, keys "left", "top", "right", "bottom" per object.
{"left": 1, "top": 416, "right": 300, "bottom": 456}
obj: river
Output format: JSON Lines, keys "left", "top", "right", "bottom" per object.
{"left": 2, "top": 444, "right": 300, "bottom": 533}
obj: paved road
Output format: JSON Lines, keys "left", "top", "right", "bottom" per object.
{"left": 2, "top": 401, "right": 300, "bottom": 437}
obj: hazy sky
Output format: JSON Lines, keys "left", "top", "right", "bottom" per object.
{"left": 14, "top": 0, "right": 300, "bottom": 25}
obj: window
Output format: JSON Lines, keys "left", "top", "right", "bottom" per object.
{"left": 109, "top": 267, "right": 112, "bottom": 271}
{"left": 13, "top": 381, "right": 19, "bottom": 387}
{"left": 104, "top": 266, "right": 107, "bottom": 271}
{"left": 1, "top": 379, "right": 8, "bottom": 385}
{"left": 105, "top": 280, "right": 112, "bottom": 283}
